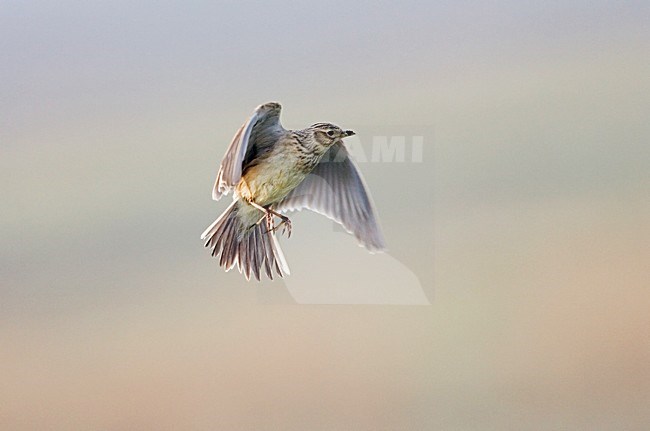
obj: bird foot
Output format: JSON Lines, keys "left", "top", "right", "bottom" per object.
{"left": 265, "top": 213, "right": 291, "bottom": 238}
{"left": 264, "top": 212, "right": 275, "bottom": 233}
{"left": 277, "top": 217, "right": 292, "bottom": 238}
{"left": 252, "top": 202, "right": 291, "bottom": 238}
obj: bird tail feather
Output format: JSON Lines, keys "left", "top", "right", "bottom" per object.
{"left": 201, "top": 200, "right": 290, "bottom": 280}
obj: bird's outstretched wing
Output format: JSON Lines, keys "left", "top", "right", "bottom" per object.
{"left": 275, "top": 143, "right": 386, "bottom": 252}
{"left": 212, "top": 102, "right": 284, "bottom": 200}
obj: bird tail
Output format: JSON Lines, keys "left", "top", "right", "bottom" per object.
{"left": 201, "top": 200, "right": 290, "bottom": 280}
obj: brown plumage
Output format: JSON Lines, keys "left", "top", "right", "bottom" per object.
{"left": 201, "top": 102, "right": 385, "bottom": 280}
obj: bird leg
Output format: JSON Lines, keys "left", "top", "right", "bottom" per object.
{"left": 267, "top": 207, "right": 292, "bottom": 238}
{"left": 253, "top": 212, "right": 271, "bottom": 228}
{"left": 248, "top": 201, "right": 291, "bottom": 237}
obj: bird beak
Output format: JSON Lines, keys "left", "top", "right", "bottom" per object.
{"left": 343, "top": 130, "right": 355, "bottom": 137}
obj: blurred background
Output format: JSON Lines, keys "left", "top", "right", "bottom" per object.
{"left": 2, "top": 1, "right": 649, "bottom": 429}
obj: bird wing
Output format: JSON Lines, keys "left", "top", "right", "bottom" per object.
{"left": 275, "top": 143, "right": 386, "bottom": 252}
{"left": 212, "top": 102, "right": 284, "bottom": 200}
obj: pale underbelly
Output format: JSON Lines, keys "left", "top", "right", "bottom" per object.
{"left": 236, "top": 158, "right": 309, "bottom": 207}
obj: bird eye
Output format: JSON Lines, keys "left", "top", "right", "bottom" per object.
{"left": 326, "top": 130, "right": 336, "bottom": 137}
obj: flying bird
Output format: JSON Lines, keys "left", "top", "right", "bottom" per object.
{"left": 201, "top": 102, "right": 385, "bottom": 280}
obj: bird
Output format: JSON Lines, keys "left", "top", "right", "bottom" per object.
{"left": 201, "top": 102, "right": 385, "bottom": 280}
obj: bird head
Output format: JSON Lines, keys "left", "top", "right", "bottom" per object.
{"left": 310, "top": 123, "right": 355, "bottom": 147}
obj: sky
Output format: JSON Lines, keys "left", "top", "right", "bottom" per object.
{"left": 2, "top": 1, "right": 649, "bottom": 429}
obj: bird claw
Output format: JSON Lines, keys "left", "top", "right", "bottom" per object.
{"left": 264, "top": 215, "right": 291, "bottom": 238}
{"left": 257, "top": 207, "right": 291, "bottom": 238}
{"left": 279, "top": 218, "right": 292, "bottom": 238}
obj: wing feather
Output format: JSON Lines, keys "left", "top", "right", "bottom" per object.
{"left": 212, "top": 102, "right": 284, "bottom": 200}
{"left": 276, "top": 143, "right": 386, "bottom": 252}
